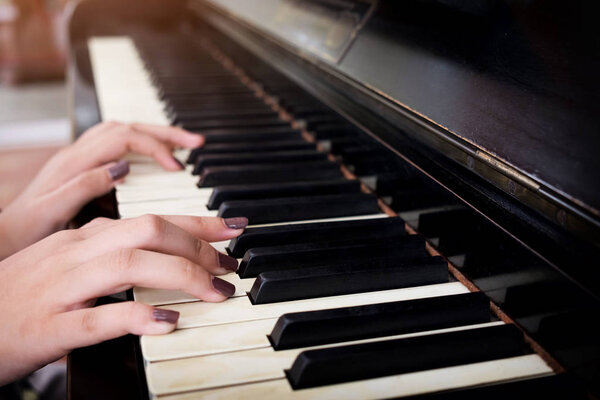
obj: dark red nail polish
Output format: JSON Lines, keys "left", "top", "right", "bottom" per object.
{"left": 213, "top": 277, "right": 236, "bottom": 297}
{"left": 173, "top": 157, "right": 185, "bottom": 169}
{"left": 108, "top": 160, "right": 130, "bottom": 181}
{"left": 218, "top": 253, "right": 239, "bottom": 271}
{"left": 152, "top": 308, "right": 179, "bottom": 324}
{"left": 224, "top": 217, "right": 248, "bottom": 229}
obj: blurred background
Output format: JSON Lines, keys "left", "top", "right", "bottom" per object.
{"left": 0, "top": 0, "right": 71, "bottom": 208}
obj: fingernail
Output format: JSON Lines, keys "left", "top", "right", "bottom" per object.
{"left": 224, "top": 217, "right": 248, "bottom": 229}
{"left": 108, "top": 160, "right": 130, "bottom": 181}
{"left": 212, "top": 277, "right": 236, "bottom": 297}
{"left": 219, "top": 252, "right": 239, "bottom": 271}
{"left": 173, "top": 157, "right": 185, "bottom": 169}
{"left": 152, "top": 308, "right": 180, "bottom": 324}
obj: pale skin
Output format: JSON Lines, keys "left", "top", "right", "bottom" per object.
{"left": 0, "top": 214, "right": 243, "bottom": 385}
{"left": 0, "top": 121, "right": 205, "bottom": 259}
{"left": 0, "top": 122, "right": 244, "bottom": 385}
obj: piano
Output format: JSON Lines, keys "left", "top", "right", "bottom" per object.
{"left": 65, "top": 0, "right": 600, "bottom": 398}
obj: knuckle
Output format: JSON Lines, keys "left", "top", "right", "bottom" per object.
{"left": 75, "top": 172, "right": 99, "bottom": 191}
{"left": 112, "top": 248, "right": 139, "bottom": 274}
{"left": 193, "top": 238, "right": 205, "bottom": 259}
{"left": 180, "top": 258, "right": 200, "bottom": 282}
{"left": 137, "top": 214, "right": 166, "bottom": 239}
{"left": 89, "top": 217, "right": 110, "bottom": 226}
{"left": 52, "top": 228, "right": 82, "bottom": 243}
{"left": 104, "top": 121, "right": 120, "bottom": 129}
{"left": 80, "top": 311, "right": 98, "bottom": 334}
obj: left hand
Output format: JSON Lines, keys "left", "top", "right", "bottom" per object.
{"left": 0, "top": 122, "right": 204, "bottom": 259}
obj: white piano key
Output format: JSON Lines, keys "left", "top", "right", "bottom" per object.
{"left": 145, "top": 321, "right": 508, "bottom": 394}
{"left": 250, "top": 213, "right": 390, "bottom": 228}
{"left": 141, "top": 318, "right": 274, "bottom": 362}
{"left": 157, "top": 354, "right": 552, "bottom": 400}
{"left": 160, "top": 282, "right": 469, "bottom": 329}
{"left": 142, "top": 297, "right": 503, "bottom": 361}
{"left": 133, "top": 273, "right": 253, "bottom": 305}
{"left": 116, "top": 187, "right": 209, "bottom": 204}
{"left": 88, "top": 37, "right": 169, "bottom": 125}
{"left": 118, "top": 199, "right": 219, "bottom": 219}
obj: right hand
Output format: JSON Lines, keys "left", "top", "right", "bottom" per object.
{"left": 0, "top": 214, "right": 246, "bottom": 385}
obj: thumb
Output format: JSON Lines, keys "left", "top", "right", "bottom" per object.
{"left": 42, "top": 160, "right": 129, "bottom": 225}
{"left": 52, "top": 302, "right": 179, "bottom": 351}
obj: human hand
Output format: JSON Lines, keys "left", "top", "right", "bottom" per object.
{"left": 0, "top": 214, "right": 245, "bottom": 385}
{"left": 0, "top": 122, "right": 203, "bottom": 259}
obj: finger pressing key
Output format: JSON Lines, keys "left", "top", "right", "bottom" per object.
{"left": 58, "top": 249, "right": 235, "bottom": 305}
{"left": 71, "top": 214, "right": 240, "bottom": 275}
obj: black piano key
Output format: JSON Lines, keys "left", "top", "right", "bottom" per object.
{"left": 198, "top": 161, "right": 343, "bottom": 187}
{"left": 292, "top": 109, "right": 333, "bottom": 119}
{"left": 328, "top": 138, "right": 365, "bottom": 154}
{"left": 159, "top": 84, "right": 249, "bottom": 98}
{"left": 167, "top": 100, "right": 268, "bottom": 115}
{"left": 311, "top": 125, "right": 359, "bottom": 141}
{"left": 302, "top": 115, "right": 345, "bottom": 131}
{"left": 417, "top": 208, "right": 474, "bottom": 238}
{"left": 187, "top": 141, "right": 316, "bottom": 164}
{"left": 199, "top": 126, "right": 301, "bottom": 136}
{"left": 269, "top": 292, "right": 490, "bottom": 350}
{"left": 160, "top": 83, "right": 251, "bottom": 95}
{"left": 276, "top": 92, "right": 322, "bottom": 110}
{"left": 193, "top": 150, "right": 328, "bottom": 175}
{"left": 172, "top": 108, "right": 276, "bottom": 124}
{"left": 227, "top": 216, "right": 403, "bottom": 258}
{"left": 391, "top": 184, "right": 459, "bottom": 212}
{"left": 182, "top": 117, "right": 287, "bottom": 131}
{"left": 237, "top": 235, "right": 425, "bottom": 278}
{"left": 289, "top": 106, "right": 331, "bottom": 118}
{"left": 218, "top": 193, "right": 380, "bottom": 225}
{"left": 247, "top": 251, "right": 430, "bottom": 280}
{"left": 155, "top": 76, "right": 241, "bottom": 86}
{"left": 176, "top": 110, "right": 279, "bottom": 123}
{"left": 159, "top": 80, "right": 246, "bottom": 90}
{"left": 160, "top": 88, "right": 253, "bottom": 101}
{"left": 249, "top": 257, "right": 449, "bottom": 304}
{"left": 208, "top": 179, "right": 361, "bottom": 211}
{"left": 201, "top": 129, "right": 302, "bottom": 144}
{"left": 166, "top": 96, "right": 266, "bottom": 110}
{"left": 368, "top": 172, "right": 412, "bottom": 194}
{"left": 286, "top": 324, "right": 528, "bottom": 389}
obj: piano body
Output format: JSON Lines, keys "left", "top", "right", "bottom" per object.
{"left": 66, "top": 0, "right": 600, "bottom": 398}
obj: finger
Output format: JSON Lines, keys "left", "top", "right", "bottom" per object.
{"left": 80, "top": 217, "right": 114, "bottom": 230}
{"left": 78, "top": 120, "right": 121, "bottom": 138}
{"left": 129, "top": 123, "right": 204, "bottom": 148}
{"left": 79, "top": 215, "right": 247, "bottom": 243}
{"left": 75, "top": 215, "right": 239, "bottom": 275}
{"left": 39, "top": 161, "right": 129, "bottom": 227}
{"left": 155, "top": 215, "right": 248, "bottom": 242}
{"left": 58, "top": 249, "right": 234, "bottom": 304}
{"left": 118, "top": 130, "right": 184, "bottom": 170}
{"left": 51, "top": 302, "right": 180, "bottom": 351}
{"left": 78, "top": 128, "right": 183, "bottom": 171}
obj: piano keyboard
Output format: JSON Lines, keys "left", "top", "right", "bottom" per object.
{"left": 88, "top": 35, "right": 554, "bottom": 399}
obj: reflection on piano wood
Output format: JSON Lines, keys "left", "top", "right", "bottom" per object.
{"left": 87, "top": 35, "right": 560, "bottom": 399}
